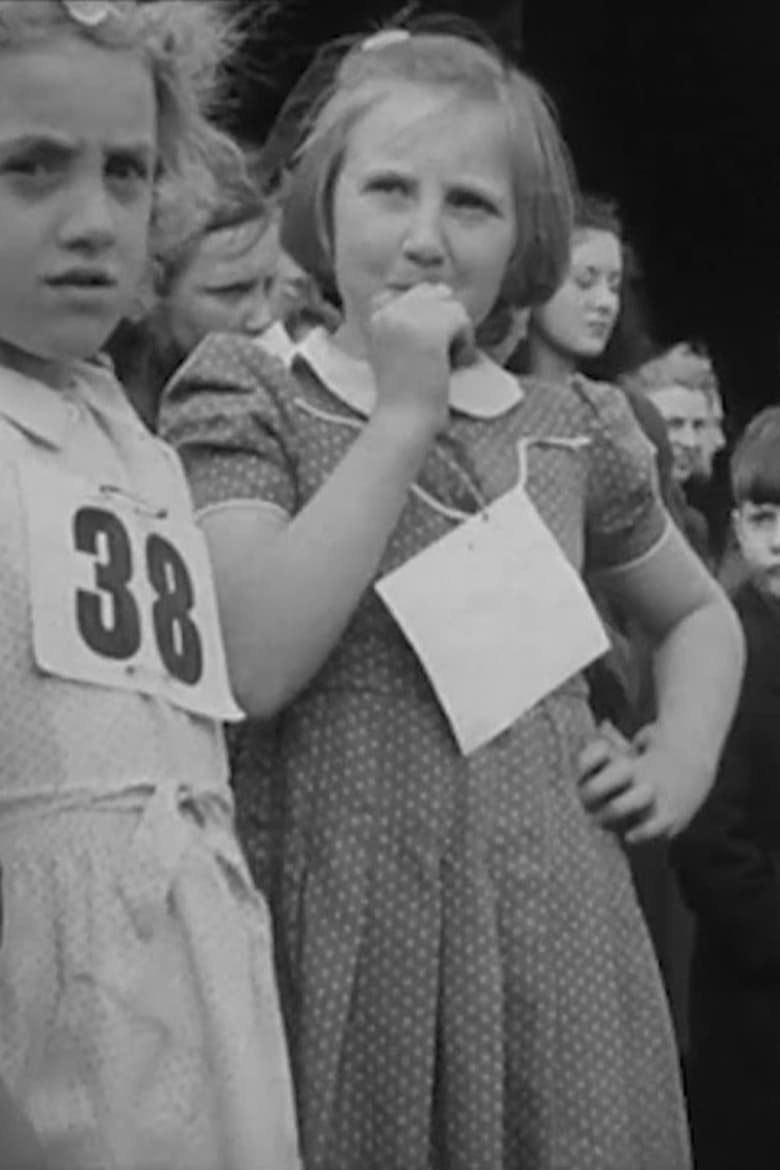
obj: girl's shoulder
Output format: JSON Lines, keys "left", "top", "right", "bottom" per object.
{"left": 567, "top": 373, "right": 637, "bottom": 422}
{"left": 159, "top": 331, "right": 303, "bottom": 444}
{"left": 515, "top": 373, "right": 643, "bottom": 440}
{"left": 168, "top": 331, "right": 298, "bottom": 406}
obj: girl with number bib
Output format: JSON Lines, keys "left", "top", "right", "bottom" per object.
{"left": 0, "top": 2, "right": 300, "bottom": 1168}
{"left": 160, "top": 18, "right": 743, "bottom": 1170}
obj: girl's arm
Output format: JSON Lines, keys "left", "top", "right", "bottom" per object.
{"left": 201, "top": 283, "right": 470, "bottom": 717}
{"left": 579, "top": 524, "right": 745, "bottom": 842}
{"left": 203, "top": 409, "right": 433, "bottom": 716}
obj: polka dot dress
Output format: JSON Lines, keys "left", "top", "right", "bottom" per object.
{"left": 0, "top": 362, "right": 300, "bottom": 1170}
{"left": 161, "top": 335, "right": 692, "bottom": 1170}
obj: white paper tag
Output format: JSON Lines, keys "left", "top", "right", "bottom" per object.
{"left": 377, "top": 489, "right": 609, "bottom": 754}
{"left": 20, "top": 461, "right": 242, "bottom": 721}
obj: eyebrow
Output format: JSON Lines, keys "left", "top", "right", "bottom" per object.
{"left": 0, "top": 131, "right": 71, "bottom": 158}
{"left": 0, "top": 132, "right": 155, "bottom": 159}
{"left": 362, "top": 166, "right": 507, "bottom": 201}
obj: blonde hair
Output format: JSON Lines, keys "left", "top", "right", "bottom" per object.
{"left": 621, "top": 343, "right": 718, "bottom": 399}
{"left": 279, "top": 24, "right": 574, "bottom": 312}
{"left": 0, "top": 0, "right": 248, "bottom": 263}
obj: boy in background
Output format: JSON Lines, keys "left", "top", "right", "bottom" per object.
{"left": 673, "top": 405, "right": 780, "bottom": 1170}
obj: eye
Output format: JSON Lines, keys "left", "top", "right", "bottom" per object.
{"left": 448, "top": 188, "right": 497, "bottom": 214}
{"left": 571, "top": 268, "right": 598, "bottom": 290}
{"left": 8, "top": 156, "right": 56, "bottom": 177}
{"left": 105, "top": 152, "right": 152, "bottom": 189}
{"left": 747, "top": 509, "right": 776, "bottom": 529}
{"left": 208, "top": 281, "right": 257, "bottom": 301}
{"left": 365, "top": 173, "right": 411, "bottom": 198}
{"left": 2, "top": 148, "right": 66, "bottom": 188}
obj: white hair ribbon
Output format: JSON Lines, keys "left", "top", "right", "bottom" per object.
{"left": 361, "top": 29, "right": 412, "bottom": 52}
{"left": 59, "top": 0, "right": 129, "bottom": 28}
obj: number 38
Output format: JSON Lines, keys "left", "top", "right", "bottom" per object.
{"left": 73, "top": 506, "right": 204, "bottom": 686}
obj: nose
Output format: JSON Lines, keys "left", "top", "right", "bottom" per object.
{"left": 59, "top": 178, "right": 117, "bottom": 252}
{"left": 242, "top": 290, "right": 272, "bottom": 336}
{"left": 402, "top": 198, "right": 446, "bottom": 268}
{"left": 591, "top": 278, "right": 619, "bottom": 316}
{"left": 677, "top": 422, "right": 698, "bottom": 449}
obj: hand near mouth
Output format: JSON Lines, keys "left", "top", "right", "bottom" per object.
{"left": 368, "top": 282, "right": 474, "bottom": 436}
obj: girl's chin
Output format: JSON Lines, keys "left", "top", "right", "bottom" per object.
{"left": 575, "top": 337, "right": 608, "bottom": 357}
{"left": 757, "top": 571, "right": 780, "bottom": 600}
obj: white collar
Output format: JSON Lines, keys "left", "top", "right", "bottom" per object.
{"left": 0, "top": 356, "right": 139, "bottom": 448}
{"left": 295, "top": 327, "right": 523, "bottom": 420}
{"left": 254, "top": 321, "right": 299, "bottom": 367}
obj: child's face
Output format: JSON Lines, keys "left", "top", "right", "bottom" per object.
{"left": 330, "top": 84, "right": 517, "bottom": 351}
{"left": 734, "top": 501, "right": 780, "bottom": 599}
{"left": 0, "top": 34, "right": 155, "bottom": 374}
{"left": 531, "top": 228, "right": 622, "bottom": 360}
{"left": 166, "top": 217, "right": 280, "bottom": 357}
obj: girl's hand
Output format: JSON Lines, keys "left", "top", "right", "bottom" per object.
{"left": 577, "top": 723, "right": 710, "bottom": 845}
{"left": 368, "top": 283, "right": 474, "bottom": 435}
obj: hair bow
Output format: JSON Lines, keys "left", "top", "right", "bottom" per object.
{"left": 361, "top": 30, "right": 411, "bottom": 52}
{"left": 59, "top": 0, "right": 129, "bottom": 28}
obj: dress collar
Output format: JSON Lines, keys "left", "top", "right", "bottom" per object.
{"left": 0, "top": 355, "right": 142, "bottom": 448}
{"left": 295, "top": 327, "right": 524, "bottom": 420}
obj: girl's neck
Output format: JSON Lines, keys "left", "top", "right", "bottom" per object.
{"left": 0, "top": 340, "right": 75, "bottom": 390}
{"left": 527, "top": 332, "right": 577, "bottom": 385}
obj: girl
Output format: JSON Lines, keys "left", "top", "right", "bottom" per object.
{"left": 0, "top": 2, "right": 299, "bottom": 1167}
{"left": 519, "top": 192, "right": 625, "bottom": 380}
{"left": 160, "top": 21, "right": 743, "bottom": 1170}
{"left": 514, "top": 191, "right": 654, "bottom": 386}
{"left": 111, "top": 177, "right": 338, "bottom": 430}
{"left": 110, "top": 177, "right": 280, "bottom": 429}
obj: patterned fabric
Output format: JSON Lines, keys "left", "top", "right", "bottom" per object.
{"left": 161, "top": 333, "right": 691, "bottom": 1170}
{"left": 0, "top": 361, "right": 300, "bottom": 1170}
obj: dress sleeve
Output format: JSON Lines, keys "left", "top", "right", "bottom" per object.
{"left": 157, "top": 333, "right": 300, "bottom": 517}
{"left": 574, "top": 377, "right": 668, "bottom": 573}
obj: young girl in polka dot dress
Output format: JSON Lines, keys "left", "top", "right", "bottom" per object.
{"left": 160, "top": 20, "right": 744, "bottom": 1170}
{"left": 0, "top": 2, "right": 299, "bottom": 1168}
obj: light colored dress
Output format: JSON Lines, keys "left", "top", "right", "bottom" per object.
{"left": 161, "top": 330, "right": 692, "bottom": 1170}
{"left": 0, "top": 360, "right": 300, "bottom": 1170}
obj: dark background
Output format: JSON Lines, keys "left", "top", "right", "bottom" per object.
{"left": 231, "top": 0, "right": 780, "bottom": 427}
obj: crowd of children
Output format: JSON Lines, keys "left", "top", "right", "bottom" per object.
{"left": 0, "top": 3, "right": 772, "bottom": 1170}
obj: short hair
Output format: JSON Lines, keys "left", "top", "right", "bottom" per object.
{"left": 279, "top": 20, "right": 574, "bottom": 311}
{"left": 0, "top": 0, "right": 248, "bottom": 265}
{"left": 730, "top": 406, "right": 780, "bottom": 505}
{"left": 620, "top": 342, "right": 717, "bottom": 398}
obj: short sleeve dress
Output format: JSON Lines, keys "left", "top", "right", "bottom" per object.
{"left": 0, "top": 360, "right": 300, "bottom": 1170}
{"left": 160, "top": 332, "right": 692, "bottom": 1170}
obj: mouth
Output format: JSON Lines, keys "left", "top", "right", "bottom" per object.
{"left": 46, "top": 270, "right": 117, "bottom": 291}
{"left": 387, "top": 277, "right": 448, "bottom": 292}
